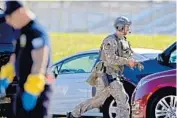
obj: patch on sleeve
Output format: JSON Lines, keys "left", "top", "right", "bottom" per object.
{"left": 20, "top": 34, "right": 27, "bottom": 47}
{"left": 32, "top": 37, "right": 45, "bottom": 49}
{"left": 103, "top": 38, "right": 113, "bottom": 50}
{"left": 104, "top": 43, "right": 111, "bottom": 49}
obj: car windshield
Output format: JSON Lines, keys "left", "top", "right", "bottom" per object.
{"left": 141, "top": 53, "right": 159, "bottom": 59}
{"left": 133, "top": 53, "right": 147, "bottom": 62}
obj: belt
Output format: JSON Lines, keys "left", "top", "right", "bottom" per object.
{"left": 106, "top": 74, "right": 117, "bottom": 83}
{"left": 108, "top": 78, "right": 117, "bottom": 83}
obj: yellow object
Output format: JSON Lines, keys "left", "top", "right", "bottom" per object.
{"left": 24, "top": 74, "right": 46, "bottom": 96}
{"left": 0, "top": 63, "right": 15, "bottom": 82}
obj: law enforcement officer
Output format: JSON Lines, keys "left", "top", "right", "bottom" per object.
{"left": 0, "top": 1, "right": 53, "bottom": 118}
{"left": 67, "top": 16, "right": 143, "bottom": 118}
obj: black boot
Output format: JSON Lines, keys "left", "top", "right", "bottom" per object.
{"left": 66, "top": 112, "right": 77, "bottom": 118}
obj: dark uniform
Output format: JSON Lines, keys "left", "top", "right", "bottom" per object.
{"left": 14, "top": 20, "right": 53, "bottom": 118}
{"left": 3, "top": 1, "right": 53, "bottom": 118}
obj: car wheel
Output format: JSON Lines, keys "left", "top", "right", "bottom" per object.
{"left": 102, "top": 96, "right": 114, "bottom": 118}
{"left": 147, "top": 89, "right": 177, "bottom": 118}
{"left": 102, "top": 96, "right": 131, "bottom": 118}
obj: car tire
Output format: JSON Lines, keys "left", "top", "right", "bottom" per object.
{"left": 101, "top": 81, "right": 134, "bottom": 118}
{"left": 102, "top": 96, "right": 113, "bottom": 118}
{"left": 102, "top": 96, "right": 132, "bottom": 118}
{"left": 147, "top": 89, "right": 176, "bottom": 118}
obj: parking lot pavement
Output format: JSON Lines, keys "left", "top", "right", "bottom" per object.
{"left": 53, "top": 115, "right": 102, "bottom": 118}
{"left": 53, "top": 113, "right": 103, "bottom": 118}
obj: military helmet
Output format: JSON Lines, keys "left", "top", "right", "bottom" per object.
{"left": 114, "top": 16, "right": 132, "bottom": 31}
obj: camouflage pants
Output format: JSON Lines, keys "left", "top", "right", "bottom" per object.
{"left": 71, "top": 77, "right": 130, "bottom": 118}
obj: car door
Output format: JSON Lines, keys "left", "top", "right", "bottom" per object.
{"left": 50, "top": 53, "right": 98, "bottom": 115}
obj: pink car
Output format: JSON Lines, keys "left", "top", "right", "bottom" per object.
{"left": 131, "top": 69, "right": 176, "bottom": 118}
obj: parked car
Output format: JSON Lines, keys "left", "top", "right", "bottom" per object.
{"left": 131, "top": 69, "right": 176, "bottom": 118}
{"left": 50, "top": 42, "right": 175, "bottom": 117}
{"left": 103, "top": 42, "right": 176, "bottom": 118}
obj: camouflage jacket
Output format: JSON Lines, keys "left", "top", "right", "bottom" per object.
{"left": 87, "top": 34, "right": 144, "bottom": 86}
{"left": 99, "top": 34, "right": 133, "bottom": 78}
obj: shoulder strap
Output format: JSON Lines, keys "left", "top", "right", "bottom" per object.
{"left": 128, "top": 41, "right": 134, "bottom": 54}
{"left": 114, "top": 34, "right": 123, "bottom": 57}
{"left": 98, "top": 41, "right": 103, "bottom": 60}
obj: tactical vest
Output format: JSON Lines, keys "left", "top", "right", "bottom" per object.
{"left": 99, "top": 34, "right": 133, "bottom": 60}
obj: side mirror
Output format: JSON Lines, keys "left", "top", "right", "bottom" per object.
{"left": 51, "top": 65, "right": 60, "bottom": 78}
{"left": 157, "top": 53, "right": 169, "bottom": 65}
{"left": 157, "top": 54, "right": 164, "bottom": 64}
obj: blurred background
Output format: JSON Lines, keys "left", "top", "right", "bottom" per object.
{"left": 0, "top": 0, "right": 176, "bottom": 62}
{"left": 2, "top": 1, "right": 175, "bottom": 35}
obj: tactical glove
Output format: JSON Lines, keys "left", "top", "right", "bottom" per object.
{"left": 22, "top": 74, "right": 45, "bottom": 111}
{"left": 0, "top": 63, "right": 15, "bottom": 96}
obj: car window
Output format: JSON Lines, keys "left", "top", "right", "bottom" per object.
{"left": 169, "top": 50, "right": 176, "bottom": 63}
{"left": 60, "top": 54, "right": 98, "bottom": 74}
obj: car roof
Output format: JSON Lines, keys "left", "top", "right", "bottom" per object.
{"left": 71, "top": 48, "right": 162, "bottom": 55}
{"left": 132, "top": 48, "right": 162, "bottom": 54}
{"left": 53, "top": 48, "right": 161, "bottom": 65}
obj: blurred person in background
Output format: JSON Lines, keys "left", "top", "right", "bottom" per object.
{"left": 0, "top": 1, "right": 53, "bottom": 118}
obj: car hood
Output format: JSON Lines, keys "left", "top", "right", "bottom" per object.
{"left": 53, "top": 48, "right": 162, "bottom": 65}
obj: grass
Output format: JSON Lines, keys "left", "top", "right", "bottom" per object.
{"left": 50, "top": 33, "right": 176, "bottom": 63}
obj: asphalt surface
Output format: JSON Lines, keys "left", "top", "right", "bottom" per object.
{"left": 53, "top": 115, "right": 102, "bottom": 118}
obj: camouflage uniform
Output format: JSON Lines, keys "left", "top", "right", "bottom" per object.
{"left": 71, "top": 34, "right": 133, "bottom": 118}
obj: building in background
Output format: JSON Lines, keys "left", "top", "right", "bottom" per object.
{"left": 0, "top": 1, "right": 176, "bottom": 35}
